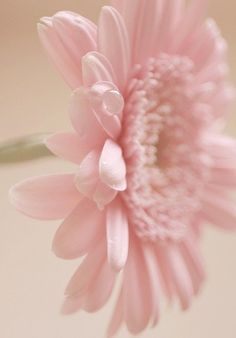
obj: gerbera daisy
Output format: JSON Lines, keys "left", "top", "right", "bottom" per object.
{"left": 10, "top": 0, "right": 236, "bottom": 336}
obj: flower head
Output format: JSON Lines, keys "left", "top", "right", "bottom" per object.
{"left": 10, "top": 0, "right": 236, "bottom": 336}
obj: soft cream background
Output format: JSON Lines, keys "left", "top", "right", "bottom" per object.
{"left": 1, "top": 1, "right": 236, "bottom": 337}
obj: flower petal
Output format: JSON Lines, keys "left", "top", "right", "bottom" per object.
{"left": 131, "top": 0, "right": 161, "bottom": 63}
{"left": 180, "top": 237, "right": 206, "bottom": 295}
{"left": 107, "top": 287, "right": 123, "bottom": 338}
{"left": 38, "top": 12, "right": 97, "bottom": 89}
{"left": 53, "top": 198, "right": 105, "bottom": 259}
{"left": 111, "top": 0, "right": 143, "bottom": 57}
{"left": 208, "top": 137, "right": 236, "bottom": 187}
{"left": 164, "top": 243, "right": 194, "bottom": 310}
{"left": 75, "top": 150, "right": 117, "bottom": 208}
{"left": 156, "top": 0, "right": 184, "bottom": 54}
{"left": 112, "top": 0, "right": 165, "bottom": 62}
{"left": 185, "top": 19, "right": 221, "bottom": 72}
{"left": 75, "top": 150, "right": 100, "bottom": 198}
{"left": 171, "top": 0, "right": 207, "bottom": 53}
{"left": 142, "top": 244, "right": 161, "bottom": 326}
{"left": 82, "top": 51, "right": 116, "bottom": 87}
{"left": 45, "top": 132, "right": 90, "bottom": 164}
{"left": 90, "top": 82, "right": 123, "bottom": 139}
{"left": 106, "top": 197, "right": 129, "bottom": 271}
{"left": 53, "top": 11, "right": 97, "bottom": 60}
{"left": 61, "top": 295, "right": 84, "bottom": 315}
{"left": 207, "top": 135, "right": 236, "bottom": 159}
{"left": 154, "top": 244, "right": 174, "bottom": 303}
{"left": 65, "top": 238, "right": 106, "bottom": 296}
{"left": 123, "top": 238, "right": 152, "bottom": 334}
{"left": 69, "top": 88, "right": 107, "bottom": 147}
{"left": 82, "top": 259, "right": 116, "bottom": 313}
{"left": 9, "top": 174, "right": 81, "bottom": 220}
{"left": 98, "top": 6, "right": 130, "bottom": 91}
{"left": 201, "top": 190, "right": 236, "bottom": 230}
{"left": 93, "top": 181, "right": 117, "bottom": 210}
{"left": 209, "top": 164, "right": 236, "bottom": 188}
{"left": 99, "top": 139, "right": 127, "bottom": 191}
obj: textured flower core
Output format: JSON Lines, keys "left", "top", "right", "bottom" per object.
{"left": 121, "top": 54, "right": 211, "bottom": 241}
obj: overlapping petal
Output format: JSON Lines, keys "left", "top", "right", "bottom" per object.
{"left": 98, "top": 6, "right": 130, "bottom": 91}
{"left": 53, "top": 198, "right": 105, "bottom": 259}
{"left": 82, "top": 51, "right": 116, "bottom": 86}
{"left": 69, "top": 87, "right": 107, "bottom": 148}
{"left": 38, "top": 11, "right": 97, "bottom": 89}
{"left": 123, "top": 238, "right": 152, "bottom": 334}
{"left": 10, "top": 174, "right": 81, "bottom": 220}
{"left": 75, "top": 150, "right": 118, "bottom": 208}
{"left": 45, "top": 132, "right": 90, "bottom": 164}
{"left": 106, "top": 197, "right": 129, "bottom": 271}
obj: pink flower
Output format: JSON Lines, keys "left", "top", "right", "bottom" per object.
{"left": 10, "top": 0, "right": 236, "bottom": 336}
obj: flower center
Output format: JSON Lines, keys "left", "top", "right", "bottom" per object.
{"left": 120, "top": 54, "right": 212, "bottom": 241}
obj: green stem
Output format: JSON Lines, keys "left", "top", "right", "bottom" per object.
{"left": 0, "top": 134, "right": 54, "bottom": 164}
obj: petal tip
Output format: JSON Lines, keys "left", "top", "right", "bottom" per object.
{"left": 8, "top": 184, "right": 18, "bottom": 208}
{"left": 108, "top": 256, "right": 126, "bottom": 273}
{"left": 60, "top": 297, "right": 81, "bottom": 316}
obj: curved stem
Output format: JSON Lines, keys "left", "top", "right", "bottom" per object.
{"left": 0, "top": 133, "right": 55, "bottom": 164}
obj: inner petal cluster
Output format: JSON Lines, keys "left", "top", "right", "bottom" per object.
{"left": 120, "top": 54, "right": 212, "bottom": 241}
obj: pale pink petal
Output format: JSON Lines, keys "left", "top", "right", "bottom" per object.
{"left": 106, "top": 197, "right": 129, "bottom": 271}
{"left": 82, "top": 51, "right": 117, "bottom": 87}
{"left": 123, "top": 238, "right": 151, "bottom": 334}
{"left": 207, "top": 135, "right": 236, "bottom": 159}
{"left": 107, "top": 287, "right": 123, "bottom": 338}
{"left": 98, "top": 6, "right": 130, "bottom": 91}
{"left": 209, "top": 84, "right": 235, "bottom": 119}
{"left": 196, "top": 61, "right": 229, "bottom": 83}
{"left": 185, "top": 20, "right": 220, "bottom": 72}
{"left": 89, "top": 82, "right": 123, "bottom": 139}
{"left": 65, "top": 238, "right": 106, "bottom": 296}
{"left": 38, "top": 12, "right": 97, "bottom": 89}
{"left": 190, "top": 215, "right": 203, "bottom": 239}
{"left": 45, "top": 132, "right": 90, "bottom": 164}
{"left": 53, "top": 199, "right": 105, "bottom": 259}
{"left": 61, "top": 295, "right": 84, "bottom": 315}
{"left": 171, "top": 0, "right": 207, "bottom": 53}
{"left": 38, "top": 21, "right": 81, "bottom": 89}
{"left": 154, "top": 244, "right": 174, "bottom": 303}
{"left": 208, "top": 137, "right": 236, "bottom": 187}
{"left": 131, "top": 0, "right": 160, "bottom": 63}
{"left": 53, "top": 11, "right": 96, "bottom": 60}
{"left": 9, "top": 174, "right": 81, "bottom": 220}
{"left": 180, "top": 237, "right": 206, "bottom": 295}
{"left": 93, "top": 181, "right": 117, "bottom": 210}
{"left": 82, "top": 259, "right": 116, "bottom": 313}
{"left": 114, "top": 0, "right": 182, "bottom": 59}
{"left": 156, "top": 0, "right": 184, "bottom": 53}
{"left": 75, "top": 150, "right": 117, "bottom": 208}
{"left": 99, "top": 139, "right": 127, "bottom": 191}
{"left": 142, "top": 244, "right": 161, "bottom": 326}
{"left": 209, "top": 160, "right": 236, "bottom": 187}
{"left": 111, "top": 0, "right": 145, "bottom": 60}
{"left": 69, "top": 88, "right": 107, "bottom": 148}
{"left": 201, "top": 190, "right": 236, "bottom": 230}
{"left": 75, "top": 150, "right": 100, "bottom": 198}
{"left": 164, "top": 244, "right": 194, "bottom": 310}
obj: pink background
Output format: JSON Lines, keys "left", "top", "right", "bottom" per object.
{"left": 1, "top": 1, "right": 236, "bottom": 337}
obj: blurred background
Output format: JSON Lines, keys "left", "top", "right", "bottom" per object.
{"left": 1, "top": 1, "right": 236, "bottom": 337}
